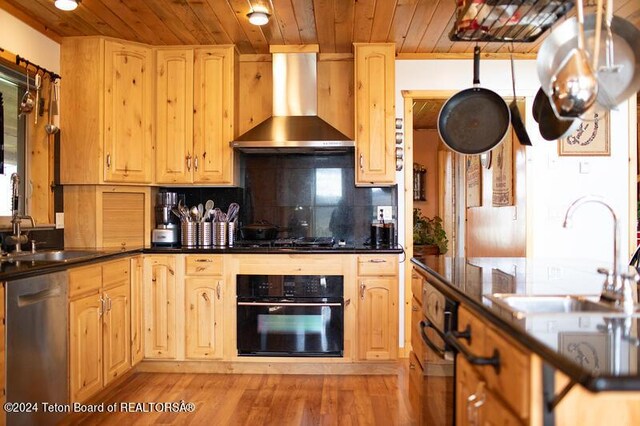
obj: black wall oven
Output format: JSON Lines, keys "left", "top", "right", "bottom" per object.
{"left": 237, "top": 274, "right": 344, "bottom": 357}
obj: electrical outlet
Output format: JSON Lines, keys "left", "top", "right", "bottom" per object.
{"left": 55, "top": 212, "right": 64, "bottom": 229}
{"left": 376, "top": 206, "right": 393, "bottom": 221}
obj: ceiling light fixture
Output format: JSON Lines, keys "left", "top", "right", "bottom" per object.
{"left": 247, "top": 11, "right": 270, "bottom": 26}
{"left": 54, "top": 0, "right": 79, "bottom": 11}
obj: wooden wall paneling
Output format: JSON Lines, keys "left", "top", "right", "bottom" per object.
{"left": 400, "top": 0, "right": 439, "bottom": 53}
{"left": 313, "top": 0, "right": 337, "bottom": 53}
{"left": 465, "top": 100, "right": 526, "bottom": 257}
{"left": 291, "top": 0, "right": 318, "bottom": 44}
{"left": 226, "top": 0, "right": 270, "bottom": 52}
{"left": 390, "top": 0, "right": 420, "bottom": 49}
{"left": 63, "top": 185, "right": 99, "bottom": 248}
{"left": 334, "top": 0, "right": 355, "bottom": 52}
{"left": 203, "top": 0, "right": 255, "bottom": 53}
{"left": 317, "top": 56, "right": 355, "bottom": 139}
{"left": 119, "top": 0, "right": 183, "bottom": 44}
{"left": 27, "top": 75, "right": 52, "bottom": 224}
{"left": 369, "top": 0, "right": 396, "bottom": 42}
{"left": 82, "top": 0, "right": 153, "bottom": 43}
{"left": 60, "top": 37, "right": 104, "bottom": 184}
{"left": 272, "top": 0, "right": 303, "bottom": 45}
{"left": 353, "top": 0, "right": 376, "bottom": 43}
{"left": 184, "top": 1, "right": 233, "bottom": 45}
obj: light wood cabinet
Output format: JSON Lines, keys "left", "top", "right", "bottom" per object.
{"left": 63, "top": 185, "right": 153, "bottom": 249}
{"left": 354, "top": 43, "right": 396, "bottom": 186}
{"left": 144, "top": 256, "right": 177, "bottom": 359}
{"left": 155, "top": 46, "right": 237, "bottom": 185}
{"left": 185, "top": 278, "right": 223, "bottom": 359}
{"left": 69, "top": 292, "right": 103, "bottom": 403}
{"left": 69, "top": 259, "right": 132, "bottom": 403}
{"left": 130, "top": 256, "right": 144, "bottom": 366}
{"left": 357, "top": 277, "right": 397, "bottom": 360}
{"left": 61, "top": 37, "right": 153, "bottom": 184}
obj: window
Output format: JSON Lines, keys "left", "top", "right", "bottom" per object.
{"left": 0, "top": 65, "right": 27, "bottom": 218}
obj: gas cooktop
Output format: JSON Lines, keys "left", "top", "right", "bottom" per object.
{"left": 234, "top": 237, "right": 339, "bottom": 248}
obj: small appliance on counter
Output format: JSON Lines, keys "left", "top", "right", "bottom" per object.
{"left": 370, "top": 209, "right": 395, "bottom": 247}
{"left": 152, "top": 191, "right": 179, "bottom": 246}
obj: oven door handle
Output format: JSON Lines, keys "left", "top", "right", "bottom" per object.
{"left": 419, "top": 320, "right": 448, "bottom": 359}
{"left": 237, "top": 302, "right": 342, "bottom": 307}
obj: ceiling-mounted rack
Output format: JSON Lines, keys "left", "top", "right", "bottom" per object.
{"left": 449, "top": 0, "right": 575, "bottom": 43}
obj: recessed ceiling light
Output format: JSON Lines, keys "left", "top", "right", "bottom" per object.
{"left": 54, "top": 0, "right": 79, "bottom": 11}
{"left": 247, "top": 11, "right": 270, "bottom": 26}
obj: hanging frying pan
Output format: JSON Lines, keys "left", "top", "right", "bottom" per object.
{"left": 534, "top": 87, "right": 581, "bottom": 141}
{"left": 438, "top": 46, "right": 510, "bottom": 155}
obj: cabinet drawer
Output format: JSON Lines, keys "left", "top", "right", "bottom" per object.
{"left": 411, "top": 297, "right": 425, "bottom": 367}
{"left": 411, "top": 272, "right": 423, "bottom": 305}
{"left": 102, "top": 258, "right": 130, "bottom": 289}
{"left": 357, "top": 255, "right": 398, "bottom": 276}
{"left": 185, "top": 255, "right": 223, "bottom": 276}
{"left": 484, "top": 326, "right": 530, "bottom": 420}
{"left": 458, "top": 306, "right": 486, "bottom": 356}
{"left": 69, "top": 265, "right": 102, "bottom": 298}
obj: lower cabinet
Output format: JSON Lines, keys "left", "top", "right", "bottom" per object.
{"left": 143, "top": 256, "right": 177, "bottom": 359}
{"left": 185, "top": 277, "right": 223, "bottom": 359}
{"left": 356, "top": 255, "right": 399, "bottom": 360}
{"left": 69, "top": 259, "right": 131, "bottom": 403}
{"left": 130, "top": 256, "right": 144, "bottom": 366}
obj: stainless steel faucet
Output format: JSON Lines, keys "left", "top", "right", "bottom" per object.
{"left": 563, "top": 195, "right": 638, "bottom": 314}
{"left": 4, "top": 173, "right": 35, "bottom": 253}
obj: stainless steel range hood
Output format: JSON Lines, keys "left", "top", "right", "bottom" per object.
{"left": 231, "top": 51, "right": 354, "bottom": 153}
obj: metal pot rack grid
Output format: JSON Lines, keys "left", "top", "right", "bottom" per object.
{"left": 449, "top": 0, "right": 575, "bottom": 43}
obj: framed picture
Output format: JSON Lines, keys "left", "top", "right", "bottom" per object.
{"left": 558, "top": 332, "right": 611, "bottom": 374}
{"left": 558, "top": 112, "right": 610, "bottom": 156}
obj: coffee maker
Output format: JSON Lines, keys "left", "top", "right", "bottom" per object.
{"left": 152, "top": 192, "right": 179, "bottom": 246}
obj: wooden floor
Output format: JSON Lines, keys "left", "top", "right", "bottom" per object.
{"left": 66, "top": 365, "right": 417, "bottom": 425}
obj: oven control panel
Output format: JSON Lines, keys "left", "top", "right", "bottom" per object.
{"left": 237, "top": 274, "right": 344, "bottom": 298}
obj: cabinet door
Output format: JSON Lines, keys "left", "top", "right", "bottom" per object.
{"left": 156, "top": 48, "right": 194, "bottom": 184}
{"left": 193, "top": 47, "right": 235, "bottom": 185}
{"left": 104, "top": 41, "right": 153, "bottom": 183}
{"left": 354, "top": 43, "right": 395, "bottom": 185}
{"left": 144, "top": 257, "right": 177, "bottom": 359}
{"left": 357, "top": 277, "right": 398, "bottom": 360}
{"left": 103, "top": 284, "right": 131, "bottom": 385}
{"left": 130, "top": 256, "right": 144, "bottom": 366}
{"left": 185, "top": 278, "right": 223, "bottom": 359}
{"left": 70, "top": 293, "right": 103, "bottom": 403}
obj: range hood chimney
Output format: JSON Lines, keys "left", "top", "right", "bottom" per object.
{"left": 231, "top": 47, "right": 354, "bottom": 153}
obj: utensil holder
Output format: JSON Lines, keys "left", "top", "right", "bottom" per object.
{"left": 198, "top": 222, "right": 212, "bottom": 247}
{"left": 214, "top": 222, "right": 227, "bottom": 247}
{"left": 228, "top": 221, "right": 236, "bottom": 246}
{"left": 181, "top": 222, "right": 197, "bottom": 247}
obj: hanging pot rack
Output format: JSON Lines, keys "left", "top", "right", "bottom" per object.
{"left": 449, "top": 0, "right": 575, "bottom": 43}
{"left": 0, "top": 47, "right": 61, "bottom": 81}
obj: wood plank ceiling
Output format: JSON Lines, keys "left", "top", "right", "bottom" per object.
{"left": 1, "top": 0, "right": 639, "bottom": 55}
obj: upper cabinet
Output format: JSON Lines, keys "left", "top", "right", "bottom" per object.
{"left": 354, "top": 43, "right": 396, "bottom": 186}
{"left": 61, "top": 38, "right": 154, "bottom": 184}
{"left": 155, "top": 46, "right": 237, "bottom": 185}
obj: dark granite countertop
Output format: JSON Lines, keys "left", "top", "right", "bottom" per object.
{"left": 411, "top": 256, "right": 640, "bottom": 392}
{"left": 0, "top": 246, "right": 403, "bottom": 281}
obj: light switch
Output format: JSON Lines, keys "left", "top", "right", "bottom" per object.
{"left": 375, "top": 206, "right": 393, "bottom": 221}
{"left": 579, "top": 161, "right": 590, "bottom": 174}
{"left": 55, "top": 212, "right": 64, "bottom": 229}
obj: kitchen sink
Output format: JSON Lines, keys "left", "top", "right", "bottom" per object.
{"left": 485, "top": 294, "right": 623, "bottom": 317}
{"left": 5, "top": 250, "right": 105, "bottom": 263}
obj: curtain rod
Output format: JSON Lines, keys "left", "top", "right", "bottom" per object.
{"left": 0, "top": 47, "right": 61, "bottom": 80}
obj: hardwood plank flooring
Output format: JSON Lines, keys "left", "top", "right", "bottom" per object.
{"left": 64, "top": 364, "right": 417, "bottom": 425}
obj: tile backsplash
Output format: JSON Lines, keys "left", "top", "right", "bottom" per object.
{"left": 164, "top": 152, "right": 398, "bottom": 244}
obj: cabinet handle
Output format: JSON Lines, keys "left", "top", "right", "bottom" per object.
{"left": 98, "top": 296, "right": 104, "bottom": 317}
{"left": 467, "top": 382, "right": 486, "bottom": 426}
{"left": 194, "top": 259, "right": 213, "bottom": 263}
{"left": 345, "top": 298, "right": 351, "bottom": 307}
{"left": 186, "top": 154, "right": 192, "bottom": 171}
{"left": 444, "top": 330, "right": 501, "bottom": 373}
{"left": 360, "top": 282, "right": 366, "bottom": 300}
{"left": 368, "top": 259, "right": 386, "bottom": 263}
{"left": 106, "top": 295, "right": 112, "bottom": 311}
{"left": 194, "top": 155, "right": 198, "bottom": 171}
{"left": 409, "top": 362, "right": 416, "bottom": 370}
{"left": 106, "top": 154, "right": 111, "bottom": 169}
{"left": 359, "top": 153, "right": 364, "bottom": 170}
{"left": 216, "top": 282, "right": 221, "bottom": 300}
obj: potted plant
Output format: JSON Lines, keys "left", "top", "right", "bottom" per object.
{"left": 413, "top": 209, "right": 448, "bottom": 255}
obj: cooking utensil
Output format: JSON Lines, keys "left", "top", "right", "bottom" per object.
{"left": 537, "top": 13, "right": 639, "bottom": 112}
{"left": 34, "top": 74, "right": 41, "bottom": 125}
{"left": 535, "top": 88, "right": 581, "bottom": 141}
{"left": 239, "top": 221, "right": 279, "bottom": 240}
{"left": 226, "top": 203, "right": 240, "bottom": 223}
{"left": 438, "top": 46, "right": 510, "bottom": 154}
{"left": 197, "top": 203, "right": 204, "bottom": 222}
{"left": 190, "top": 206, "right": 199, "bottom": 222}
{"left": 509, "top": 49, "right": 532, "bottom": 146}
{"left": 45, "top": 81, "right": 59, "bottom": 135}
{"left": 19, "top": 69, "right": 34, "bottom": 117}
{"left": 549, "top": 0, "right": 598, "bottom": 118}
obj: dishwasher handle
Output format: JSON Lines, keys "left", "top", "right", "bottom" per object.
{"left": 420, "top": 320, "right": 448, "bottom": 359}
{"left": 17, "top": 286, "right": 62, "bottom": 308}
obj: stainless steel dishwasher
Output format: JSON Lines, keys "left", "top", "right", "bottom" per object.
{"left": 6, "top": 271, "right": 69, "bottom": 425}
